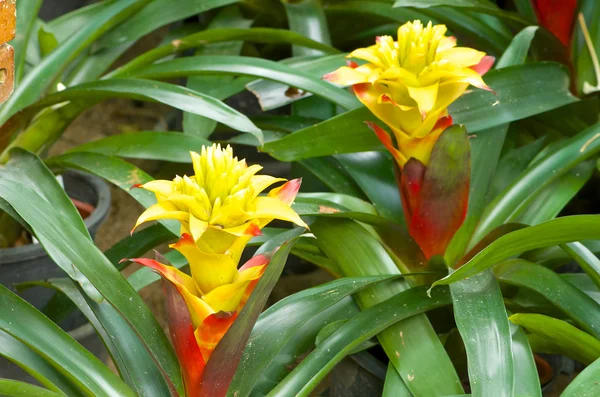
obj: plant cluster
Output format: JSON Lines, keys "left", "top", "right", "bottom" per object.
{"left": 0, "top": 0, "right": 599, "bottom": 397}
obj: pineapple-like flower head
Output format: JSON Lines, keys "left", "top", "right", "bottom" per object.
{"left": 128, "top": 143, "right": 307, "bottom": 368}
{"left": 324, "top": 20, "right": 493, "bottom": 167}
{"left": 133, "top": 143, "right": 306, "bottom": 259}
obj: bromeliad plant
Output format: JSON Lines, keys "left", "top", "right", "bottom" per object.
{"left": 2, "top": 1, "right": 600, "bottom": 397}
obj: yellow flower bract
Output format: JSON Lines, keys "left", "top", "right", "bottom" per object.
{"left": 325, "top": 20, "right": 492, "bottom": 166}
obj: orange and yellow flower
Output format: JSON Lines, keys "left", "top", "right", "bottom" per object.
{"left": 324, "top": 20, "right": 493, "bottom": 166}
{"left": 127, "top": 144, "right": 306, "bottom": 395}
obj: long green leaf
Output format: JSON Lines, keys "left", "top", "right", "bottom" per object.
{"left": 510, "top": 313, "right": 600, "bottom": 365}
{"left": 433, "top": 216, "right": 600, "bottom": 288}
{"left": 183, "top": 8, "right": 252, "bottom": 138}
{"left": 266, "top": 285, "right": 452, "bottom": 397}
{"left": 0, "top": 380, "right": 65, "bottom": 397}
{"left": 509, "top": 321, "right": 542, "bottom": 397}
{"left": 494, "top": 260, "right": 600, "bottom": 339}
{"left": 69, "top": 132, "right": 211, "bottom": 163}
{"left": 0, "top": 181, "right": 182, "bottom": 393}
{"left": 0, "top": 284, "right": 134, "bottom": 397}
{"left": 311, "top": 218, "right": 463, "bottom": 396}
{"left": 474, "top": 120, "right": 600, "bottom": 243}
{"left": 560, "top": 357, "right": 600, "bottom": 397}
{"left": 561, "top": 242, "right": 600, "bottom": 290}
{"left": 450, "top": 271, "right": 514, "bottom": 397}
{"left": 496, "top": 26, "right": 538, "bottom": 69}
{"left": 228, "top": 275, "right": 400, "bottom": 397}
{"left": 11, "top": 0, "right": 42, "bottom": 84}
{"left": 31, "top": 78, "right": 262, "bottom": 137}
{"left": 98, "top": 0, "right": 238, "bottom": 48}
{"left": 46, "top": 152, "right": 179, "bottom": 236}
{"left": 0, "top": 331, "right": 83, "bottom": 396}
{"left": 28, "top": 278, "right": 174, "bottom": 397}
{"left": 124, "top": 55, "right": 360, "bottom": 110}
{"left": 0, "top": 0, "right": 148, "bottom": 125}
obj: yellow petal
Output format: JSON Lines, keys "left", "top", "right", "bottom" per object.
{"left": 133, "top": 201, "right": 189, "bottom": 231}
{"left": 139, "top": 180, "right": 175, "bottom": 201}
{"left": 189, "top": 214, "right": 209, "bottom": 241}
{"left": 171, "top": 234, "right": 238, "bottom": 294}
{"left": 202, "top": 281, "right": 250, "bottom": 313}
{"left": 406, "top": 83, "right": 439, "bottom": 116}
{"left": 268, "top": 179, "right": 301, "bottom": 206}
{"left": 437, "top": 47, "right": 486, "bottom": 68}
{"left": 250, "top": 175, "right": 286, "bottom": 198}
{"left": 323, "top": 66, "right": 369, "bottom": 86}
{"left": 251, "top": 196, "right": 308, "bottom": 228}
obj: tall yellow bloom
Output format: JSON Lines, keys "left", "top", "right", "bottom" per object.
{"left": 324, "top": 20, "right": 493, "bottom": 166}
{"left": 127, "top": 144, "right": 307, "bottom": 394}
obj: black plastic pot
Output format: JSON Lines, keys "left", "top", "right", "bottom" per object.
{"left": 0, "top": 171, "right": 111, "bottom": 379}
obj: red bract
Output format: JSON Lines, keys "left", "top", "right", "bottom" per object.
{"left": 533, "top": 0, "right": 578, "bottom": 46}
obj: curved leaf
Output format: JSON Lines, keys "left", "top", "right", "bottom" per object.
{"left": 510, "top": 321, "right": 542, "bottom": 397}
{"left": 0, "top": 380, "right": 65, "bottom": 397}
{"left": 560, "top": 357, "right": 600, "bottom": 397}
{"left": 266, "top": 286, "right": 452, "bottom": 397}
{"left": 450, "top": 270, "right": 514, "bottom": 397}
{"left": 311, "top": 218, "right": 463, "bottom": 396}
{"left": 433, "top": 216, "right": 600, "bottom": 288}
{"left": 0, "top": 0, "right": 148, "bottom": 125}
{"left": 0, "top": 284, "right": 134, "bottom": 397}
{"left": 228, "top": 275, "right": 400, "bottom": 397}
{"left": 474, "top": 120, "right": 600, "bottom": 243}
{"left": 0, "top": 180, "right": 183, "bottom": 393}
{"left": 69, "top": 132, "right": 211, "bottom": 162}
{"left": 510, "top": 313, "right": 600, "bottom": 365}
{"left": 124, "top": 55, "right": 360, "bottom": 110}
{"left": 494, "top": 260, "right": 600, "bottom": 339}
{"left": 0, "top": 331, "right": 83, "bottom": 396}
{"left": 31, "top": 78, "right": 262, "bottom": 138}
{"left": 496, "top": 26, "right": 539, "bottom": 69}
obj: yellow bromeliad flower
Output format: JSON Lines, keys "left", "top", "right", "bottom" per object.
{"left": 132, "top": 143, "right": 307, "bottom": 261}
{"left": 324, "top": 20, "right": 493, "bottom": 166}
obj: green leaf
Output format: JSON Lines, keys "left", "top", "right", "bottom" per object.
{"left": 393, "top": 0, "right": 498, "bottom": 12}
{"left": 249, "top": 297, "right": 360, "bottom": 395}
{"left": 69, "top": 131, "right": 211, "bottom": 162}
{"left": 433, "top": 216, "right": 600, "bottom": 289}
{"left": 474, "top": 120, "right": 600, "bottom": 243}
{"left": 38, "top": 25, "right": 59, "bottom": 58}
{"left": 282, "top": 0, "right": 331, "bottom": 56}
{"left": 561, "top": 242, "right": 600, "bottom": 291}
{"left": 199, "top": 238, "right": 299, "bottom": 397}
{"left": 0, "top": 331, "right": 83, "bottom": 396}
{"left": 266, "top": 285, "right": 453, "bottom": 397}
{"left": 0, "top": 284, "right": 134, "bottom": 396}
{"left": 383, "top": 364, "right": 412, "bottom": 397}
{"left": 0, "top": 0, "right": 148, "bottom": 125}
{"left": 560, "top": 357, "right": 600, "bottom": 397}
{"left": 245, "top": 54, "right": 346, "bottom": 111}
{"left": 11, "top": 0, "right": 42, "bottom": 84}
{"left": 0, "top": 148, "right": 89, "bottom": 239}
{"left": 125, "top": 55, "right": 360, "bottom": 110}
{"left": 510, "top": 313, "right": 600, "bottom": 365}
{"left": 97, "top": 0, "right": 238, "bottom": 49}
{"left": 46, "top": 152, "right": 179, "bottom": 236}
{"left": 336, "top": 152, "right": 405, "bottom": 224}
{"left": 32, "top": 78, "right": 262, "bottom": 138}
{"left": 296, "top": 157, "right": 366, "bottom": 197}
{"left": 450, "top": 271, "right": 514, "bottom": 397}
{"left": 496, "top": 26, "right": 539, "bottom": 69}
{"left": 510, "top": 321, "right": 542, "bottom": 397}
{"left": 262, "top": 63, "right": 576, "bottom": 161}
{"left": 0, "top": 380, "right": 66, "bottom": 397}
{"left": 512, "top": 161, "right": 595, "bottom": 225}
{"left": 311, "top": 218, "right": 463, "bottom": 396}
{"left": 0, "top": 181, "right": 183, "bottom": 393}
{"left": 228, "top": 275, "right": 399, "bottom": 397}
{"left": 27, "top": 278, "right": 174, "bottom": 397}
{"left": 184, "top": 8, "right": 252, "bottom": 138}
{"left": 494, "top": 260, "right": 600, "bottom": 339}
